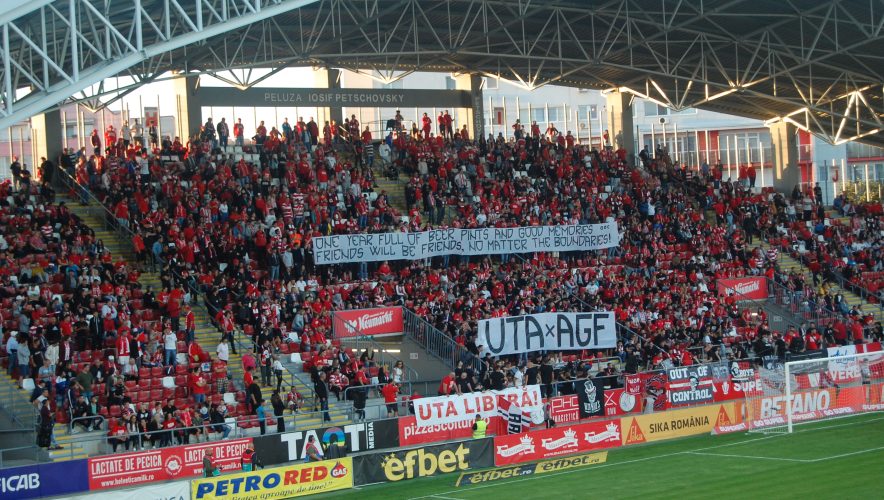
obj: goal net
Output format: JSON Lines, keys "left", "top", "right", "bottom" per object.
{"left": 744, "top": 349, "right": 884, "bottom": 434}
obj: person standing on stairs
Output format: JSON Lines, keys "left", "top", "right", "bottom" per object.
{"left": 216, "top": 338, "right": 230, "bottom": 365}
{"left": 218, "top": 308, "right": 238, "bottom": 355}
{"left": 163, "top": 328, "right": 178, "bottom": 368}
{"left": 271, "top": 392, "right": 285, "bottom": 433}
{"left": 184, "top": 305, "right": 196, "bottom": 345}
{"left": 314, "top": 371, "right": 331, "bottom": 422}
{"left": 260, "top": 341, "right": 273, "bottom": 387}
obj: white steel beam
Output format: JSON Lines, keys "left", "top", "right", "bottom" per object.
{"left": 0, "top": 0, "right": 319, "bottom": 128}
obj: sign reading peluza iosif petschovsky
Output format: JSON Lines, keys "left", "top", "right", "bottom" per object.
{"left": 312, "top": 223, "right": 619, "bottom": 265}
{"left": 413, "top": 386, "right": 543, "bottom": 427}
{"left": 477, "top": 312, "right": 617, "bottom": 356}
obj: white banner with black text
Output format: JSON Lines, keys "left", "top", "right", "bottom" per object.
{"left": 477, "top": 312, "right": 618, "bottom": 356}
{"left": 313, "top": 223, "right": 620, "bottom": 265}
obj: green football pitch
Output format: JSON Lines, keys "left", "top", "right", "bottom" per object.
{"left": 318, "top": 413, "right": 884, "bottom": 500}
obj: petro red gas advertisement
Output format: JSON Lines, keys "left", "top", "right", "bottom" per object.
{"left": 87, "top": 438, "right": 252, "bottom": 490}
{"left": 333, "top": 307, "right": 404, "bottom": 338}
{"left": 717, "top": 277, "right": 768, "bottom": 300}
{"left": 493, "top": 419, "right": 622, "bottom": 466}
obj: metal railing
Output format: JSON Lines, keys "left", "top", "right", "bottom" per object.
{"left": 53, "top": 163, "right": 345, "bottom": 407}
{"left": 401, "top": 307, "right": 482, "bottom": 374}
{"left": 337, "top": 333, "right": 419, "bottom": 383}
{"left": 342, "top": 381, "right": 413, "bottom": 403}
{"left": 0, "top": 357, "right": 39, "bottom": 433}
{"left": 53, "top": 164, "right": 158, "bottom": 273}
{"left": 826, "top": 269, "right": 884, "bottom": 322}
{"left": 765, "top": 275, "right": 839, "bottom": 328}
{"left": 69, "top": 414, "right": 107, "bottom": 432}
{"left": 0, "top": 445, "right": 42, "bottom": 468}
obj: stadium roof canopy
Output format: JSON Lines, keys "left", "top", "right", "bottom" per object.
{"left": 1, "top": 0, "right": 882, "bottom": 146}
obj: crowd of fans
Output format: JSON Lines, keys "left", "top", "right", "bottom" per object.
{"left": 18, "top": 107, "right": 880, "bottom": 446}
{"left": 0, "top": 176, "right": 301, "bottom": 452}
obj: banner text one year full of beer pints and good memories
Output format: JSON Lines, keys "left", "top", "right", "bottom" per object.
{"left": 312, "top": 223, "right": 619, "bottom": 264}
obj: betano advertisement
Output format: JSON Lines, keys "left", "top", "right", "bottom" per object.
{"left": 716, "top": 386, "right": 869, "bottom": 433}
{"left": 191, "top": 458, "right": 353, "bottom": 500}
{"left": 493, "top": 419, "right": 622, "bottom": 465}
{"left": 88, "top": 439, "right": 252, "bottom": 490}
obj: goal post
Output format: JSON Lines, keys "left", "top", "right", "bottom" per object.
{"left": 745, "top": 349, "right": 884, "bottom": 434}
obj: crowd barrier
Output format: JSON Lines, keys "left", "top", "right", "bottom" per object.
{"left": 56, "top": 480, "right": 191, "bottom": 500}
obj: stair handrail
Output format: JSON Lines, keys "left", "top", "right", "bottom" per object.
{"left": 49, "top": 162, "right": 309, "bottom": 402}
{"left": 52, "top": 165, "right": 160, "bottom": 273}
{"left": 825, "top": 268, "right": 884, "bottom": 321}
{"left": 401, "top": 307, "right": 482, "bottom": 374}
{"left": 765, "top": 273, "right": 839, "bottom": 328}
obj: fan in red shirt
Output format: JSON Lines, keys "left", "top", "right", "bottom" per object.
{"left": 191, "top": 368, "right": 208, "bottom": 404}
{"left": 438, "top": 372, "right": 457, "bottom": 396}
{"left": 107, "top": 418, "right": 129, "bottom": 452}
{"left": 381, "top": 382, "right": 400, "bottom": 417}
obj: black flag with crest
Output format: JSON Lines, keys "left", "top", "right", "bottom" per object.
{"left": 577, "top": 378, "right": 605, "bottom": 418}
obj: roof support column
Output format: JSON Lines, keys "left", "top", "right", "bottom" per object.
{"left": 452, "top": 74, "right": 475, "bottom": 140}
{"left": 605, "top": 89, "right": 635, "bottom": 162}
{"left": 173, "top": 74, "right": 202, "bottom": 141}
{"left": 326, "top": 68, "right": 343, "bottom": 132}
{"left": 30, "top": 108, "right": 63, "bottom": 183}
{"left": 468, "top": 74, "right": 484, "bottom": 141}
{"left": 768, "top": 120, "right": 801, "bottom": 193}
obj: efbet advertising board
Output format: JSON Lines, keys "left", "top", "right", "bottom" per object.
{"left": 456, "top": 451, "right": 608, "bottom": 486}
{"left": 354, "top": 438, "right": 494, "bottom": 485}
{"left": 620, "top": 403, "right": 736, "bottom": 445}
{"left": 191, "top": 458, "right": 353, "bottom": 500}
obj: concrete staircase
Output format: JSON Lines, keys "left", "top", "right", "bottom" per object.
{"left": 374, "top": 177, "right": 407, "bottom": 213}
{"left": 60, "top": 195, "right": 353, "bottom": 434}
{"left": 756, "top": 238, "right": 882, "bottom": 323}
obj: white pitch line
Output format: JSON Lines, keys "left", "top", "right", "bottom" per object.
{"left": 407, "top": 414, "right": 884, "bottom": 500}
{"left": 685, "top": 451, "right": 810, "bottom": 462}
{"left": 806, "top": 445, "right": 884, "bottom": 462}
